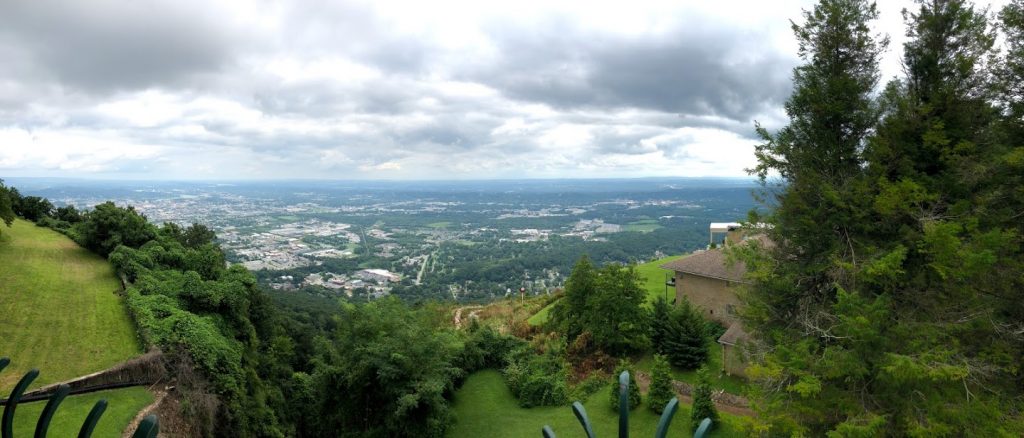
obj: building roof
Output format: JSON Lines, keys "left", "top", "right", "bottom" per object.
{"left": 660, "top": 249, "right": 748, "bottom": 283}
{"left": 709, "top": 222, "right": 742, "bottom": 233}
{"left": 717, "top": 323, "right": 748, "bottom": 346}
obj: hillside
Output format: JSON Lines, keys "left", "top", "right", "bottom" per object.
{"left": 0, "top": 220, "right": 142, "bottom": 392}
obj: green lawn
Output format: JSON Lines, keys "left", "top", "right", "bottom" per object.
{"left": 11, "top": 386, "right": 154, "bottom": 436}
{"left": 449, "top": 370, "right": 745, "bottom": 438}
{"left": 428, "top": 221, "right": 453, "bottom": 229}
{"left": 636, "top": 255, "right": 685, "bottom": 306}
{"left": 634, "top": 349, "right": 748, "bottom": 396}
{"left": 623, "top": 220, "right": 664, "bottom": 233}
{"left": 0, "top": 220, "right": 142, "bottom": 392}
{"left": 527, "top": 298, "right": 559, "bottom": 326}
{"left": 528, "top": 255, "right": 685, "bottom": 326}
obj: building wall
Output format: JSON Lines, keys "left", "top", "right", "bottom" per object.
{"left": 721, "top": 343, "right": 747, "bottom": 377}
{"left": 674, "top": 272, "right": 748, "bottom": 376}
{"left": 673, "top": 272, "right": 741, "bottom": 326}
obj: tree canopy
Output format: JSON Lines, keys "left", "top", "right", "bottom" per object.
{"left": 743, "top": 0, "right": 1024, "bottom": 435}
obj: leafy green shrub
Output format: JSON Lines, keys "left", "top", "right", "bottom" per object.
{"left": 647, "top": 354, "right": 675, "bottom": 413}
{"left": 503, "top": 345, "right": 570, "bottom": 407}
{"left": 609, "top": 360, "right": 641, "bottom": 411}
{"left": 691, "top": 366, "right": 718, "bottom": 430}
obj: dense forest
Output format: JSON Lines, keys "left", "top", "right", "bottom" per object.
{"left": 742, "top": 0, "right": 1024, "bottom": 435}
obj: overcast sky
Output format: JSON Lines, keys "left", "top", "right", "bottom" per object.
{"left": 0, "top": 0, "right": 1005, "bottom": 180}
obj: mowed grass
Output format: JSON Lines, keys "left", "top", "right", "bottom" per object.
{"left": 634, "top": 349, "right": 748, "bottom": 396}
{"left": 623, "top": 219, "right": 664, "bottom": 233}
{"left": 11, "top": 387, "right": 154, "bottom": 437}
{"left": 427, "top": 221, "right": 453, "bottom": 229}
{"left": 526, "top": 298, "right": 558, "bottom": 326}
{"left": 0, "top": 220, "right": 142, "bottom": 392}
{"left": 449, "top": 370, "right": 745, "bottom": 438}
{"left": 528, "top": 254, "right": 685, "bottom": 326}
{"left": 636, "top": 254, "right": 685, "bottom": 306}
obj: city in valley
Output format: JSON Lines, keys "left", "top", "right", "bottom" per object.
{"left": 12, "top": 177, "right": 757, "bottom": 302}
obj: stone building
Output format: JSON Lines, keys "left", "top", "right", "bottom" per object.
{"left": 661, "top": 225, "right": 765, "bottom": 376}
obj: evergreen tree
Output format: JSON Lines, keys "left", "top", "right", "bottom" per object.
{"left": 646, "top": 354, "right": 674, "bottom": 414}
{"left": 690, "top": 366, "right": 718, "bottom": 431}
{"left": 0, "top": 180, "right": 14, "bottom": 230}
{"left": 649, "top": 296, "right": 672, "bottom": 352}
{"left": 588, "top": 264, "right": 650, "bottom": 355}
{"left": 744, "top": 0, "right": 1024, "bottom": 435}
{"left": 549, "top": 255, "right": 597, "bottom": 341}
{"left": 655, "top": 297, "right": 708, "bottom": 369}
{"left": 608, "top": 360, "right": 641, "bottom": 411}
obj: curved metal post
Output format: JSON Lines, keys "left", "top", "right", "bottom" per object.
{"left": 571, "top": 401, "right": 596, "bottom": 438}
{"left": 653, "top": 397, "right": 679, "bottom": 438}
{"left": 34, "top": 383, "right": 70, "bottom": 438}
{"left": 541, "top": 425, "right": 557, "bottom": 438}
{"left": 618, "top": 371, "right": 629, "bottom": 438}
{"left": 2, "top": 368, "right": 39, "bottom": 438}
{"left": 130, "top": 414, "right": 159, "bottom": 438}
{"left": 77, "top": 400, "right": 107, "bottom": 438}
{"left": 693, "top": 418, "right": 712, "bottom": 438}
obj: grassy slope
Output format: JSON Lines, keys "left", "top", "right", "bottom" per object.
{"left": 636, "top": 254, "right": 684, "bottom": 305}
{"left": 12, "top": 387, "right": 154, "bottom": 436}
{"left": 528, "top": 255, "right": 683, "bottom": 327}
{"left": 449, "top": 370, "right": 744, "bottom": 438}
{"left": 0, "top": 220, "right": 142, "bottom": 392}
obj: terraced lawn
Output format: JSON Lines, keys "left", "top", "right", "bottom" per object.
{"left": 0, "top": 220, "right": 142, "bottom": 392}
{"left": 449, "top": 370, "right": 745, "bottom": 438}
{"left": 11, "top": 387, "right": 154, "bottom": 437}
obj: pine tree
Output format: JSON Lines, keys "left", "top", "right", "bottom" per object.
{"left": 608, "top": 360, "right": 641, "bottom": 411}
{"left": 549, "top": 256, "right": 597, "bottom": 341}
{"left": 0, "top": 180, "right": 14, "bottom": 231}
{"left": 690, "top": 366, "right": 717, "bottom": 431}
{"left": 657, "top": 298, "right": 708, "bottom": 369}
{"left": 743, "top": 0, "right": 1024, "bottom": 435}
{"left": 646, "top": 355, "right": 674, "bottom": 414}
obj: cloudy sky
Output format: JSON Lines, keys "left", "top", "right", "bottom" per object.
{"left": 0, "top": 0, "right": 1002, "bottom": 180}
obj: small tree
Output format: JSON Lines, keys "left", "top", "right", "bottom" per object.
{"left": 691, "top": 366, "right": 718, "bottom": 431}
{"left": 647, "top": 354, "right": 674, "bottom": 414}
{"left": 609, "top": 360, "right": 641, "bottom": 411}
{"left": 658, "top": 298, "right": 709, "bottom": 369}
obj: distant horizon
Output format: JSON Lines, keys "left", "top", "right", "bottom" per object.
{"left": 2, "top": 175, "right": 761, "bottom": 184}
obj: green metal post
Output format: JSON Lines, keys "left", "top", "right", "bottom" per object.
{"left": 2, "top": 368, "right": 39, "bottom": 438}
{"left": 694, "top": 418, "right": 713, "bottom": 438}
{"left": 131, "top": 414, "right": 159, "bottom": 438}
{"left": 541, "top": 425, "right": 556, "bottom": 438}
{"left": 653, "top": 398, "right": 679, "bottom": 438}
{"left": 77, "top": 400, "right": 107, "bottom": 438}
{"left": 571, "top": 401, "right": 596, "bottom": 438}
{"left": 34, "top": 383, "right": 70, "bottom": 438}
{"left": 618, "top": 371, "right": 629, "bottom": 438}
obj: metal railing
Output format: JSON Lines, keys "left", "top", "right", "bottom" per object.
{"left": 0, "top": 357, "right": 159, "bottom": 438}
{"left": 542, "top": 371, "right": 712, "bottom": 438}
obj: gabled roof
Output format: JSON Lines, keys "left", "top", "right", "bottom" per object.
{"left": 717, "top": 323, "right": 748, "bottom": 346}
{"left": 660, "top": 249, "right": 748, "bottom": 283}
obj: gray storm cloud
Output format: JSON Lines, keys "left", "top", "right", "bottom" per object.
{"left": 0, "top": 0, "right": 924, "bottom": 180}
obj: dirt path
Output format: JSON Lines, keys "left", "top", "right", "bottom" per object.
{"left": 453, "top": 305, "right": 484, "bottom": 329}
{"left": 121, "top": 386, "right": 167, "bottom": 438}
{"left": 635, "top": 371, "right": 754, "bottom": 417}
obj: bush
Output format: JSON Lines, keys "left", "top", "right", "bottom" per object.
{"left": 691, "top": 366, "right": 718, "bottom": 431}
{"left": 653, "top": 297, "right": 709, "bottom": 369}
{"left": 503, "top": 345, "right": 570, "bottom": 407}
{"left": 609, "top": 360, "right": 641, "bottom": 411}
{"left": 647, "top": 354, "right": 674, "bottom": 414}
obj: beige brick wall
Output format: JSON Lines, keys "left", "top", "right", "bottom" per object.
{"left": 673, "top": 273, "right": 741, "bottom": 326}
